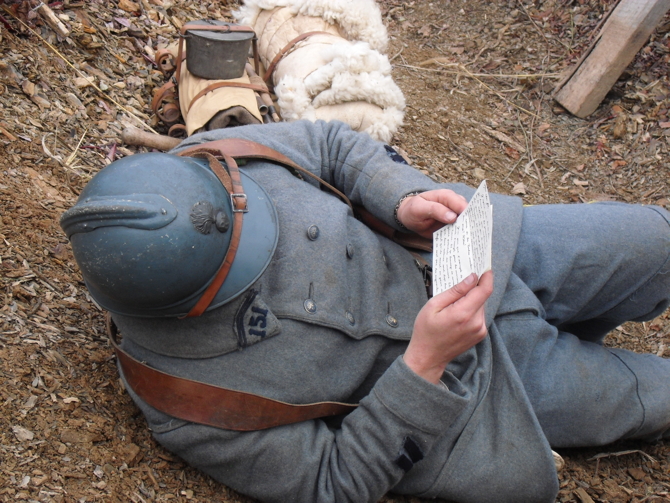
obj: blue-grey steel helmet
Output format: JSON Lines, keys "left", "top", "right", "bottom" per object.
{"left": 60, "top": 152, "right": 278, "bottom": 317}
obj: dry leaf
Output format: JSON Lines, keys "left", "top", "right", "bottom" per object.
{"left": 612, "top": 114, "right": 627, "bottom": 138}
{"left": 511, "top": 182, "right": 526, "bottom": 195}
{"left": 74, "top": 76, "right": 95, "bottom": 88}
{"left": 505, "top": 146, "right": 520, "bottom": 160}
{"left": 118, "top": 0, "right": 140, "bottom": 13}
{"left": 537, "top": 123, "right": 551, "bottom": 135}
{"left": 473, "top": 167, "right": 487, "bottom": 180}
{"left": 573, "top": 179, "right": 589, "bottom": 186}
{"left": 13, "top": 425, "right": 35, "bottom": 442}
{"left": 21, "top": 80, "right": 36, "bottom": 97}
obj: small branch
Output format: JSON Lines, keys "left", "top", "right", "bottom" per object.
{"left": 35, "top": 2, "right": 70, "bottom": 37}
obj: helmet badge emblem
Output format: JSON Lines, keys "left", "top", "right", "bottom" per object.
{"left": 190, "top": 201, "right": 230, "bottom": 234}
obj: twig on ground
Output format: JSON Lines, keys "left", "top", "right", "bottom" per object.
{"left": 390, "top": 47, "right": 404, "bottom": 62}
{"left": 588, "top": 449, "right": 657, "bottom": 463}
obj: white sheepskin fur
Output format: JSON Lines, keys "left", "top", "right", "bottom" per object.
{"left": 234, "top": 0, "right": 388, "bottom": 52}
{"left": 234, "top": 0, "right": 405, "bottom": 142}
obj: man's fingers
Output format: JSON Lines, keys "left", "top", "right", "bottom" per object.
{"left": 421, "top": 190, "right": 468, "bottom": 214}
{"left": 430, "top": 273, "right": 479, "bottom": 309}
{"left": 417, "top": 199, "right": 457, "bottom": 223}
{"left": 431, "top": 270, "right": 494, "bottom": 312}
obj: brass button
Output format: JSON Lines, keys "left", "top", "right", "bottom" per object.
{"left": 385, "top": 314, "right": 398, "bottom": 328}
{"left": 345, "top": 311, "right": 355, "bottom": 325}
{"left": 307, "top": 225, "right": 320, "bottom": 241}
{"left": 304, "top": 299, "right": 317, "bottom": 313}
{"left": 346, "top": 243, "right": 354, "bottom": 258}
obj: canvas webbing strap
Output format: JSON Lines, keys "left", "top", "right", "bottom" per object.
{"left": 106, "top": 314, "right": 356, "bottom": 431}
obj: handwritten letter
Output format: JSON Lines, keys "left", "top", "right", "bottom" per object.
{"left": 432, "top": 181, "right": 492, "bottom": 295}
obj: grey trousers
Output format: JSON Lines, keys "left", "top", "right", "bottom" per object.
{"left": 500, "top": 202, "right": 670, "bottom": 448}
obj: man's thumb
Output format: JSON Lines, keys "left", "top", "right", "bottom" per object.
{"left": 433, "top": 273, "right": 478, "bottom": 307}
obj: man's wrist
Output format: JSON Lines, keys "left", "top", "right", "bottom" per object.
{"left": 394, "top": 191, "right": 423, "bottom": 230}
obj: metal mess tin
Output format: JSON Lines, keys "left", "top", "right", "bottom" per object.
{"left": 184, "top": 20, "right": 255, "bottom": 80}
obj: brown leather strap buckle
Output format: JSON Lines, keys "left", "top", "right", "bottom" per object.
{"left": 231, "top": 193, "right": 248, "bottom": 213}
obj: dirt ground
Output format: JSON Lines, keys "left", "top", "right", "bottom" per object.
{"left": 1, "top": 0, "right": 670, "bottom": 502}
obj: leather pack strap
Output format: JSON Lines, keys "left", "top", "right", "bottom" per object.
{"left": 180, "top": 138, "right": 355, "bottom": 213}
{"left": 151, "top": 81, "right": 180, "bottom": 123}
{"left": 177, "top": 151, "right": 247, "bottom": 317}
{"left": 263, "top": 31, "right": 332, "bottom": 87}
{"left": 156, "top": 47, "right": 176, "bottom": 77}
{"left": 106, "top": 314, "right": 356, "bottom": 431}
{"left": 187, "top": 81, "right": 271, "bottom": 114}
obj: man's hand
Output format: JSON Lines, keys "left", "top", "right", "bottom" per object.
{"left": 403, "top": 270, "right": 493, "bottom": 384}
{"left": 396, "top": 189, "right": 468, "bottom": 238}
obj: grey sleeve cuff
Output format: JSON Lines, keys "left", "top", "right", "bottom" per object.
{"left": 371, "top": 356, "right": 470, "bottom": 435}
{"left": 364, "top": 164, "right": 437, "bottom": 230}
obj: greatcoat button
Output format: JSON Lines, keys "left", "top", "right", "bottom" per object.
{"left": 385, "top": 314, "right": 399, "bottom": 328}
{"left": 304, "top": 299, "right": 317, "bottom": 313}
{"left": 346, "top": 243, "right": 354, "bottom": 258}
{"left": 345, "top": 311, "right": 355, "bottom": 325}
{"left": 307, "top": 225, "right": 320, "bottom": 241}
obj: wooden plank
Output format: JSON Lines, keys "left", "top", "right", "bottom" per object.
{"left": 554, "top": 0, "right": 670, "bottom": 118}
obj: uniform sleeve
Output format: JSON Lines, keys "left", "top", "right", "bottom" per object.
{"left": 126, "top": 356, "right": 471, "bottom": 503}
{"left": 172, "top": 120, "right": 440, "bottom": 230}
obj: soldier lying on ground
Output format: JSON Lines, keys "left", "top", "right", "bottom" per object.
{"left": 60, "top": 120, "right": 670, "bottom": 503}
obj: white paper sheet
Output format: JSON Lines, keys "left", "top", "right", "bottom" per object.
{"left": 432, "top": 180, "right": 492, "bottom": 295}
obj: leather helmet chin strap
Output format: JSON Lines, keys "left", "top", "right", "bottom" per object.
{"left": 177, "top": 150, "right": 247, "bottom": 318}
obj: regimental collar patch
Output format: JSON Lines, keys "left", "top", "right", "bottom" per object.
{"left": 234, "top": 289, "right": 281, "bottom": 349}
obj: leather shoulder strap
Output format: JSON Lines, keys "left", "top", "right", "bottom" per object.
{"left": 107, "top": 314, "right": 356, "bottom": 431}
{"left": 179, "top": 138, "right": 432, "bottom": 251}
{"left": 179, "top": 138, "right": 355, "bottom": 213}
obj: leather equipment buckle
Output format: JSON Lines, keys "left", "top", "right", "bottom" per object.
{"left": 231, "top": 193, "right": 249, "bottom": 213}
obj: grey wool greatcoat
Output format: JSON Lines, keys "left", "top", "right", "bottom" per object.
{"left": 113, "top": 120, "right": 567, "bottom": 502}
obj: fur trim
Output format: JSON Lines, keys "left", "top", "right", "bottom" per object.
{"left": 302, "top": 41, "right": 392, "bottom": 96}
{"left": 311, "top": 71, "right": 405, "bottom": 110}
{"left": 234, "top": 0, "right": 388, "bottom": 52}
{"left": 275, "top": 73, "right": 404, "bottom": 142}
{"left": 274, "top": 75, "right": 312, "bottom": 121}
